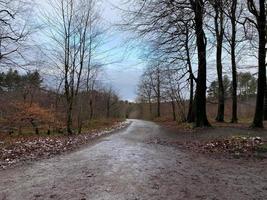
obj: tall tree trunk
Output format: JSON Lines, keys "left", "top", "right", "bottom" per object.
{"left": 107, "top": 94, "right": 111, "bottom": 118}
{"left": 251, "top": 0, "right": 266, "bottom": 128}
{"left": 214, "top": 1, "right": 225, "bottom": 122}
{"left": 230, "top": 0, "right": 238, "bottom": 123}
{"left": 187, "top": 75, "right": 195, "bottom": 122}
{"left": 171, "top": 97, "right": 176, "bottom": 121}
{"left": 148, "top": 98, "right": 152, "bottom": 119}
{"left": 156, "top": 68, "right": 161, "bottom": 118}
{"left": 192, "top": 0, "right": 210, "bottom": 127}
{"left": 157, "top": 95, "right": 161, "bottom": 118}
{"left": 185, "top": 25, "right": 195, "bottom": 123}
{"left": 30, "top": 119, "right": 39, "bottom": 135}
{"left": 89, "top": 98, "right": 93, "bottom": 120}
{"left": 264, "top": 83, "right": 267, "bottom": 120}
{"left": 67, "top": 99, "right": 73, "bottom": 134}
{"left": 78, "top": 103, "right": 83, "bottom": 134}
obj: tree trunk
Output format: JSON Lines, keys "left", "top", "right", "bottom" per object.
{"left": 156, "top": 68, "right": 161, "bottom": 118}
{"left": 230, "top": 0, "right": 238, "bottom": 123}
{"left": 185, "top": 25, "right": 195, "bottom": 123}
{"left": 30, "top": 119, "right": 39, "bottom": 135}
{"left": 149, "top": 98, "right": 152, "bottom": 119}
{"left": 187, "top": 75, "right": 195, "bottom": 122}
{"left": 89, "top": 98, "right": 93, "bottom": 120}
{"left": 214, "top": 1, "right": 225, "bottom": 122}
{"left": 107, "top": 95, "right": 110, "bottom": 118}
{"left": 251, "top": 0, "right": 266, "bottom": 128}
{"left": 67, "top": 99, "right": 73, "bottom": 134}
{"left": 157, "top": 96, "right": 161, "bottom": 118}
{"left": 192, "top": 0, "right": 210, "bottom": 127}
{"left": 264, "top": 83, "right": 267, "bottom": 120}
{"left": 78, "top": 104, "right": 82, "bottom": 134}
{"left": 171, "top": 98, "right": 176, "bottom": 121}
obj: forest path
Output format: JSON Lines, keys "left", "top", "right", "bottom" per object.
{"left": 0, "top": 120, "right": 266, "bottom": 200}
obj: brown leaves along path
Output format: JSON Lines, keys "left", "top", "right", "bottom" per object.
{"left": 0, "top": 120, "right": 267, "bottom": 200}
{"left": 0, "top": 121, "right": 130, "bottom": 169}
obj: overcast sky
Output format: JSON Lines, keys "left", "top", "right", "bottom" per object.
{"left": 97, "top": 0, "right": 144, "bottom": 101}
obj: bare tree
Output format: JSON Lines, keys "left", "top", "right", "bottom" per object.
{"left": 164, "top": 65, "right": 188, "bottom": 122}
{"left": 0, "top": 0, "right": 35, "bottom": 68}
{"left": 190, "top": 0, "right": 210, "bottom": 127}
{"left": 137, "top": 73, "right": 153, "bottom": 118}
{"left": 44, "top": 0, "right": 102, "bottom": 134}
{"left": 207, "top": 0, "right": 226, "bottom": 122}
{"left": 246, "top": 0, "right": 266, "bottom": 128}
{"left": 146, "top": 63, "right": 162, "bottom": 118}
{"left": 226, "top": 0, "right": 238, "bottom": 123}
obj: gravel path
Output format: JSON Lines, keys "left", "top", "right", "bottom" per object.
{"left": 0, "top": 119, "right": 266, "bottom": 200}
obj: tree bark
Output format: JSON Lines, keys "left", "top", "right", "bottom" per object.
{"left": 171, "top": 98, "right": 176, "bottom": 121}
{"left": 192, "top": 0, "right": 210, "bottom": 127}
{"left": 78, "top": 103, "right": 83, "bottom": 134}
{"left": 89, "top": 98, "right": 93, "bottom": 120}
{"left": 185, "top": 25, "right": 195, "bottom": 123}
{"left": 214, "top": 1, "right": 225, "bottom": 122}
{"left": 156, "top": 68, "right": 161, "bottom": 118}
{"left": 251, "top": 0, "right": 266, "bottom": 128}
{"left": 230, "top": 0, "right": 238, "bottom": 123}
{"left": 106, "top": 93, "right": 111, "bottom": 118}
{"left": 264, "top": 83, "right": 267, "bottom": 120}
{"left": 148, "top": 98, "right": 152, "bottom": 119}
{"left": 187, "top": 74, "right": 195, "bottom": 122}
{"left": 30, "top": 119, "right": 39, "bottom": 135}
{"left": 66, "top": 99, "right": 73, "bottom": 134}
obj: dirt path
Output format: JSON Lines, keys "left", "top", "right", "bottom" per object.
{"left": 0, "top": 120, "right": 266, "bottom": 200}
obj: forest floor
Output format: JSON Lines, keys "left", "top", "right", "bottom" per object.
{"left": 156, "top": 119, "right": 267, "bottom": 159}
{"left": 0, "top": 119, "right": 130, "bottom": 170}
{"left": 0, "top": 119, "right": 266, "bottom": 199}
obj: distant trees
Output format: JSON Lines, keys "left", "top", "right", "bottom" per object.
{"left": 0, "top": 69, "right": 42, "bottom": 102}
{"left": 138, "top": 62, "right": 188, "bottom": 122}
{"left": 137, "top": 63, "right": 163, "bottom": 119}
{"left": 238, "top": 72, "right": 257, "bottom": 98}
{"left": 208, "top": 73, "right": 257, "bottom": 100}
{"left": 137, "top": 73, "right": 153, "bottom": 118}
{"left": 0, "top": 70, "right": 55, "bottom": 135}
{"left": 0, "top": 69, "right": 125, "bottom": 135}
{"left": 148, "top": 64, "right": 163, "bottom": 118}
{"left": 208, "top": 75, "right": 231, "bottom": 100}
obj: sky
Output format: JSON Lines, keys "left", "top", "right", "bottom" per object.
{"left": 94, "top": 0, "right": 145, "bottom": 101}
